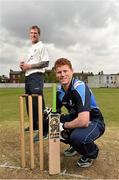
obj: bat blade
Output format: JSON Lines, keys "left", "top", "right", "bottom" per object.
{"left": 49, "top": 113, "right": 60, "bottom": 175}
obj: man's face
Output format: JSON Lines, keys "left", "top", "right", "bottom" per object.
{"left": 56, "top": 65, "right": 73, "bottom": 88}
{"left": 29, "top": 28, "right": 39, "bottom": 44}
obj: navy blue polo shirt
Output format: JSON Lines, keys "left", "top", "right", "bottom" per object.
{"left": 56, "top": 78, "right": 103, "bottom": 121}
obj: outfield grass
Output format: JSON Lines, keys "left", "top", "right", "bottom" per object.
{"left": 0, "top": 87, "right": 119, "bottom": 179}
{"left": 92, "top": 88, "right": 119, "bottom": 126}
{"left": 0, "top": 88, "right": 119, "bottom": 126}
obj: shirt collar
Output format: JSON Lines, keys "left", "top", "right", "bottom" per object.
{"left": 61, "top": 77, "right": 75, "bottom": 92}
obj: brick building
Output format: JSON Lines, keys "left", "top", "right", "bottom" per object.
{"left": 9, "top": 69, "right": 23, "bottom": 83}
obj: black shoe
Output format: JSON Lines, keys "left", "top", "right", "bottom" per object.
{"left": 64, "top": 146, "right": 77, "bottom": 157}
{"left": 24, "top": 127, "right": 38, "bottom": 132}
{"left": 34, "top": 133, "right": 48, "bottom": 143}
{"left": 43, "top": 133, "right": 48, "bottom": 140}
{"left": 77, "top": 156, "right": 93, "bottom": 168}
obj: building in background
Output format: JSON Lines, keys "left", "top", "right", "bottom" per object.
{"left": 88, "top": 74, "right": 119, "bottom": 88}
{"left": 2, "top": 69, "right": 119, "bottom": 88}
{"left": 9, "top": 69, "right": 24, "bottom": 83}
{"left": 74, "top": 71, "right": 93, "bottom": 83}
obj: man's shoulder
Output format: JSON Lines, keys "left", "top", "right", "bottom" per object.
{"left": 31, "top": 41, "right": 47, "bottom": 53}
{"left": 57, "top": 84, "right": 62, "bottom": 92}
{"left": 72, "top": 79, "right": 85, "bottom": 90}
{"left": 32, "top": 41, "right": 44, "bottom": 47}
{"left": 37, "top": 41, "right": 44, "bottom": 47}
{"left": 57, "top": 84, "right": 65, "bottom": 101}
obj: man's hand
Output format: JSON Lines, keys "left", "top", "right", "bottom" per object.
{"left": 19, "top": 61, "right": 24, "bottom": 70}
{"left": 20, "top": 61, "right": 31, "bottom": 71}
{"left": 60, "top": 123, "right": 72, "bottom": 143}
{"left": 61, "top": 128, "right": 71, "bottom": 140}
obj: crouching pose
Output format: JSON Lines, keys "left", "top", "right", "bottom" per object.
{"left": 54, "top": 58, "right": 105, "bottom": 168}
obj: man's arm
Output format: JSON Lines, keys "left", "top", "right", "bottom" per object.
{"left": 20, "top": 61, "right": 49, "bottom": 71}
{"left": 31, "top": 61, "right": 49, "bottom": 69}
{"left": 63, "top": 111, "right": 90, "bottom": 129}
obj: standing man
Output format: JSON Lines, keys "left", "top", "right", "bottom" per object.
{"left": 20, "top": 25, "right": 50, "bottom": 138}
{"left": 54, "top": 58, "right": 105, "bottom": 167}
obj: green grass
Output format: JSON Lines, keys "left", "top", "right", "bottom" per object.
{"left": 0, "top": 88, "right": 119, "bottom": 126}
{"left": 91, "top": 88, "right": 119, "bottom": 126}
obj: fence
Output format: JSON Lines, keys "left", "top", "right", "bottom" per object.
{"left": 0, "top": 83, "right": 53, "bottom": 88}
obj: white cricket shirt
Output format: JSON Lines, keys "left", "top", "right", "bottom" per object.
{"left": 25, "top": 41, "right": 50, "bottom": 76}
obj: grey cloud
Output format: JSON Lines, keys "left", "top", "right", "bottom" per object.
{"left": 0, "top": 0, "right": 119, "bottom": 76}
{"left": 1, "top": 0, "right": 117, "bottom": 47}
{"left": 75, "top": 1, "right": 116, "bottom": 28}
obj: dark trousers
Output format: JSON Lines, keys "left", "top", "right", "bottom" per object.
{"left": 61, "top": 114, "right": 105, "bottom": 159}
{"left": 25, "top": 73, "right": 45, "bottom": 130}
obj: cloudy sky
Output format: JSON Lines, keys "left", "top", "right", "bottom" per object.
{"left": 0, "top": 0, "right": 119, "bottom": 76}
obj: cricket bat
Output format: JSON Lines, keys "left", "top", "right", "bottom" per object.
{"left": 49, "top": 83, "right": 60, "bottom": 175}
